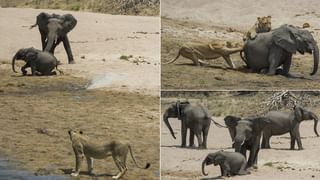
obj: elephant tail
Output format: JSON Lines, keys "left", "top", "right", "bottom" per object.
{"left": 210, "top": 117, "right": 227, "bottom": 128}
{"left": 240, "top": 50, "right": 247, "bottom": 63}
{"left": 29, "top": 23, "right": 37, "bottom": 29}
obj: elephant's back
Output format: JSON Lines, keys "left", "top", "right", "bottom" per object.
{"left": 265, "top": 111, "right": 291, "bottom": 134}
{"left": 36, "top": 52, "right": 57, "bottom": 71}
{"left": 244, "top": 32, "right": 273, "bottom": 71}
{"left": 185, "top": 105, "right": 210, "bottom": 123}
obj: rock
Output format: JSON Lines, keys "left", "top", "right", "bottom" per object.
{"left": 80, "top": 55, "right": 85, "bottom": 59}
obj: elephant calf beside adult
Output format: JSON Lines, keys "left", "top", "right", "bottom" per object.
{"left": 163, "top": 100, "right": 225, "bottom": 149}
{"left": 242, "top": 24, "right": 319, "bottom": 77}
{"left": 30, "top": 12, "right": 77, "bottom": 64}
{"left": 261, "top": 105, "right": 319, "bottom": 150}
{"left": 202, "top": 150, "right": 249, "bottom": 177}
{"left": 12, "top": 47, "right": 62, "bottom": 76}
{"left": 232, "top": 117, "right": 271, "bottom": 168}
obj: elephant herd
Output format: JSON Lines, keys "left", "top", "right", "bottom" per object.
{"left": 12, "top": 12, "right": 77, "bottom": 76}
{"left": 163, "top": 100, "right": 319, "bottom": 177}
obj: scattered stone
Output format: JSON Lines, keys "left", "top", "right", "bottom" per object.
{"left": 303, "top": 23, "right": 310, "bottom": 28}
{"left": 80, "top": 55, "right": 85, "bottom": 59}
{"left": 312, "top": 175, "right": 315, "bottom": 178}
{"left": 102, "top": 58, "right": 106, "bottom": 62}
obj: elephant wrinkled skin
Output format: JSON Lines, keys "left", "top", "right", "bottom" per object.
{"left": 233, "top": 117, "right": 271, "bottom": 168}
{"left": 202, "top": 150, "right": 249, "bottom": 177}
{"left": 12, "top": 47, "right": 61, "bottom": 76}
{"left": 163, "top": 100, "right": 224, "bottom": 149}
{"left": 262, "top": 106, "right": 319, "bottom": 150}
{"left": 242, "top": 24, "right": 319, "bottom": 77}
{"left": 30, "top": 12, "right": 77, "bottom": 64}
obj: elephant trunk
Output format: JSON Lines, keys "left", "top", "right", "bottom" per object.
{"left": 45, "top": 31, "right": 57, "bottom": 53}
{"left": 202, "top": 159, "right": 208, "bottom": 176}
{"left": 234, "top": 136, "right": 245, "bottom": 152}
{"left": 310, "top": 112, "right": 319, "bottom": 136}
{"left": 163, "top": 111, "right": 176, "bottom": 139}
{"left": 12, "top": 52, "right": 18, "bottom": 73}
{"left": 310, "top": 42, "right": 319, "bottom": 75}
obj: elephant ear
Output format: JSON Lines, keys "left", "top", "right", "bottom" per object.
{"left": 25, "top": 50, "right": 38, "bottom": 62}
{"left": 224, "top": 116, "right": 241, "bottom": 127}
{"left": 272, "top": 24, "right": 298, "bottom": 53}
{"left": 252, "top": 117, "right": 271, "bottom": 133}
{"left": 214, "top": 154, "right": 226, "bottom": 165}
{"left": 61, "top": 14, "right": 77, "bottom": 34}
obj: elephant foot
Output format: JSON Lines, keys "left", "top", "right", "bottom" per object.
{"left": 181, "top": 144, "right": 186, "bottom": 148}
{"left": 298, "top": 147, "right": 304, "bottom": 150}
{"left": 189, "top": 144, "right": 195, "bottom": 148}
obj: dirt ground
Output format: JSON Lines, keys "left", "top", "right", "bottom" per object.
{"left": 161, "top": 92, "right": 320, "bottom": 180}
{"left": 0, "top": 7, "right": 159, "bottom": 179}
{"left": 161, "top": 0, "right": 320, "bottom": 90}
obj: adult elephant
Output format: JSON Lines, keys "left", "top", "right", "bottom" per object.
{"left": 261, "top": 106, "right": 319, "bottom": 150}
{"left": 241, "top": 24, "right": 319, "bottom": 77}
{"left": 163, "top": 100, "right": 225, "bottom": 149}
{"left": 224, "top": 115, "right": 242, "bottom": 146}
{"left": 233, "top": 117, "right": 271, "bottom": 168}
{"left": 12, "top": 47, "right": 62, "bottom": 76}
{"left": 30, "top": 12, "right": 77, "bottom": 64}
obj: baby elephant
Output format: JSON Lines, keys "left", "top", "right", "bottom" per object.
{"left": 12, "top": 47, "right": 62, "bottom": 76}
{"left": 202, "top": 150, "right": 249, "bottom": 177}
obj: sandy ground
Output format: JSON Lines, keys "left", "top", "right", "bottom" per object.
{"left": 0, "top": 7, "right": 159, "bottom": 180}
{"left": 161, "top": 0, "right": 320, "bottom": 90}
{"left": 0, "top": 7, "right": 160, "bottom": 95}
{"left": 161, "top": 95, "right": 320, "bottom": 180}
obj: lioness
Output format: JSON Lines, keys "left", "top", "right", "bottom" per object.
{"left": 163, "top": 40, "right": 243, "bottom": 69}
{"left": 244, "top": 16, "right": 272, "bottom": 40}
{"left": 68, "top": 130, "right": 150, "bottom": 179}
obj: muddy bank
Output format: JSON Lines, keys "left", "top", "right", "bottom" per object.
{"left": 0, "top": 157, "right": 67, "bottom": 180}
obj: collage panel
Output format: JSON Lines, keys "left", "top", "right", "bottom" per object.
{"left": 0, "top": 1, "right": 160, "bottom": 179}
{"left": 161, "top": 91, "right": 320, "bottom": 179}
{"left": 161, "top": 0, "right": 320, "bottom": 90}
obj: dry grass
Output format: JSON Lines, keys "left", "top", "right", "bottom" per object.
{"left": 0, "top": 67, "right": 159, "bottom": 179}
{"left": 0, "top": 0, "right": 160, "bottom": 16}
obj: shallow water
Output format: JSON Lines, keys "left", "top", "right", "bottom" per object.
{"left": 0, "top": 158, "right": 67, "bottom": 180}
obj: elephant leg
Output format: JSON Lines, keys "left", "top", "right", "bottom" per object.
{"left": 289, "top": 131, "right": 296, "bottom": 150}
{"left": 279, "top": 54, "right": 302, "bottom": 78}
{"left": 202, "top": 126, "right": 210, "bottom": 149}
{"left": 219, "top": 165, "right": 224, "bottom": 176}
{"left": 293, "top": 125, "right": 303, "bottom": 150}
{"left": 221, "top": 163, "right": 231, "bottom": 177}
{"left": 222, "top": 55, "right": 236, "bottom": 69}
{"left": 267, "top": 46, "right": 283, "bottom": 75}
{"left": 189, "top": 129, "right": 195, "bottom": 147}
{"left": 40, "top": 33, "right": 46, "bottom": 51}
{"left": 21, "top": 63, "right": 30, "bottom": 75}
{"left": 261, "top": 132, "right": 271, "bottom": 149}
{"left": 62, "top": 36, "right": 75, "bottom": 64}
{"left": 181, "top": 122, "right": 187, "bottom": 147}
{"left": 195, "top": 133, "right": 203, "bottom": 148}
{"left": 238, "top": 161, "right": 249, "bottom": 175}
